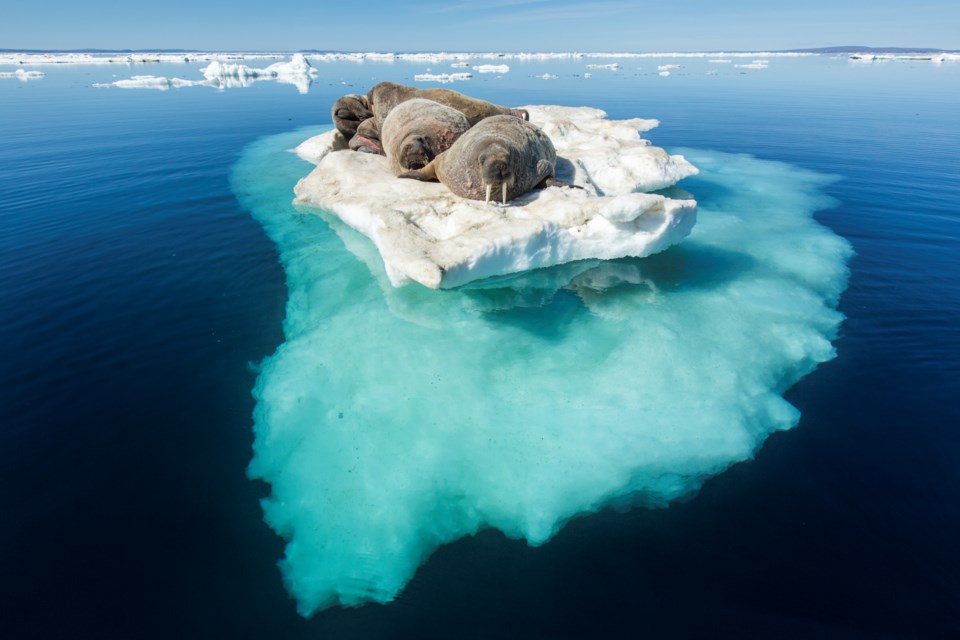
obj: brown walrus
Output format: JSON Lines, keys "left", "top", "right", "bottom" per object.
{"left": 399, "top": 115, "right": 574, "bottom": 204}
{"left": 331, "top": 94, "right": 373, "bottom": 138}
{"left": 380, "top": 99, "right": 471, "bottom": 174}
{"left": 332, "top": 82, "right": 530, "bottom": 155}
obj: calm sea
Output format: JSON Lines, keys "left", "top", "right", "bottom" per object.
{"left": 1, "top": 54, "right": 958, "bottom": 638}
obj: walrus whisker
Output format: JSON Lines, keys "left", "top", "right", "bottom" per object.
{"left": 502, "top": 183, "right": 507, "bottom": 205}
{"left": 485, "top": 183, "right": 492, "bottom": 203}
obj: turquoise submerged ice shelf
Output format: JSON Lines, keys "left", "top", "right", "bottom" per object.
{"left": 231, "top": 128, "right": 852, "bottom": 614}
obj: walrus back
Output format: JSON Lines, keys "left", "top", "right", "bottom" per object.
{"left": 381, "top": 99, "right": 472, "bottom": 175}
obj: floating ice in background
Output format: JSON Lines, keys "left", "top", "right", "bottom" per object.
{"left": 201, "top": 54, "right": 317, "bottom": 93}
{"left": 232, "top": 127, "right": 852, "bottom": 614}
{"left": 0, "top": 69, "right": 44, "bottom": 81}
{"left": 849, "top": 52, "right": 960, "bottom": 63}
{"left": 736, "top": 59, "right": 770, "bottom": 70}
{"left": 413, "top": 72, "right": 472, "bottom": 83}
{"left": 92, "top": 75, "right": 205, "bottom": 90}
{"left": 0, "top": 50, "right": 820, "bottom": 67}
{"left": 473, "top": 64, "right": 509, "bottom": 73}
{"left": 294, "top": 106, "right": 698, "bottom": 289}
{"left": 91, "top": 54, "right": 317, "bottom": 93}
{"left": 587, "top": 63, "right": 620, "bottom": 69}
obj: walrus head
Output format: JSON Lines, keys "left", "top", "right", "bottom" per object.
{"left": 331, "top": 94, "right": 373, "bottom": 138}
{"left": 348, "top": 118, "right": 384, "bottom": 155}
{"left": 478, "top": 144, "right": 515, "bottom": 204}
{"left": 397, "top": 134, "right": 434, "bottom": 171}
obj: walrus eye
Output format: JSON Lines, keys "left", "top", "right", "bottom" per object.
{"left": 478, "top": 154, "right": 487, "bottom": 165}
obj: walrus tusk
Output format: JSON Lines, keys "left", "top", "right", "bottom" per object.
{"left": 485, "top": 183, "right": 492, "bottom": 203}
{"left": 502, "top": 183, "right": 508, "bottom": 205}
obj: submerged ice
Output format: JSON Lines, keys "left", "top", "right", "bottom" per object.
{"left": 232, "top": 128, "right": 852, "bottom": 615}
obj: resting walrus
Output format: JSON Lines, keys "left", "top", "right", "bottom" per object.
{"left": 399, "top": 115, "right": 573, "bottom": 204}
{"left": 332, "top": 82, "right": 530, "bottom": 155}
{"left": 331, "top": 94, "right": 373, "bottom": 139}
{"left": 380, "top": 99, "right": 471, "bottom": 174}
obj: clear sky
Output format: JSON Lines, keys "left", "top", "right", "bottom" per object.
{"left": 2, "top": 0, "right": 958, "bottom": 52}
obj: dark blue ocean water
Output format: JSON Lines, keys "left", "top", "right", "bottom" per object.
{"left": 2, "top": 56, "right": 959, "bottom": 638}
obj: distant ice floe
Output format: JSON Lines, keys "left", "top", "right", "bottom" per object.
{"left": 849, "top": 52, "right": 960, "bottom": 63}
{"left": 658, "top": 64, "right": 680, "bottom": 71}
{"left": 709, "top": 59, "right": 733, "bottom": 63}
{"left": 537, "top": 73, "right": 559, "bottom": 79}
{"left": 294, "top": 105, "right": 697, "bottom": 289}
{"left": 0, "top": 68, "right": 45, "bottom": 81}
{"left": 473, "top": 64, "right": 509, "bottom": 73}
{"left": 450, "top": 61, "right": 470, "bottom": 68}
{"left": 586, "top": 63, "right": 620, "bottom": 70}
{"left": 0, "top": 51, "right": 285, "bottom": 66}
{"left": 413, "top": 72, "right": 472, "bottom": 83}
{"left": 735, "top": 59, "right": 770, "bottom": 70}
{"left": 92, "top": 54, "right": 317, "bottom": 94}
{"left": 658, "top": 71, "right": 671, "bottom": 77}
{"left": 0, "top": 50, "right": 822, "bottom": 68}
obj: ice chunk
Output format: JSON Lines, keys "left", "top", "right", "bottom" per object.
{"left": 0, "top": 69, "right": 44, "bottom": 81}
{"left": 293, "top": 106, "right": 698, "bottom": 288}
{"left": 413, "top": 72, "right": 472, "bottom": 83}
{"left": 735, "top": 60, "right": 770, "bottom": 69}
{"left": 233, "top": 129, "right": 852, "bottom": 613}
{"left": 473, "top": 64, "right": 509, "bottom": 73}
{"left": 93, "top": 75, "right": 205, "bottom": 90}
{"left": 201, "top": 54, "right": 317, "bottom": 93}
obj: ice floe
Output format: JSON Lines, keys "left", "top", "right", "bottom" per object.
{"left": 849, "top": 52, "right": 960, "bottom": 63}
{"left": 293, "top": 106, "right": 698, "bottom": 289}
{"left": 413, "top": 72, "right": 472, "bottom": 83}
{"left": 91, "top": 54, "right": 317, "bottom": 93}
{"left": 735, "top": 59, "right": 770, "bottom": 70}
{"left": 473, "top": 64, "right": 509, "bottom": 73}
{"left": 0, "top": 68, "right": 45, "bottom": 80}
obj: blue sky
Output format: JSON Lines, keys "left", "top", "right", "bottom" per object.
{"left": 2, "top": 0, "right": 957, "bottom": 51}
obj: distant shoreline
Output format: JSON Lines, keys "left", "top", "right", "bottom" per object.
{"left": 1, "top": 46, "right": 958, "bottom": 56}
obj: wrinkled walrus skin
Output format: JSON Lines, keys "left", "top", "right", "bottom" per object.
{"left": 399, "top": 115, "right": 572, "bottom": 204}
{"left": 330, "top": 82, "right": 530, "bottom": 156}
{"left": 367, "top": 81, "right": 529, "bottom": 130}
{"left": 380, "top": 99, "right": 471, "bottom": 175}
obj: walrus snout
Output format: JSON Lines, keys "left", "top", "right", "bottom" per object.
{"left": 398, "top": 135, "right": 433, "bottom": 170}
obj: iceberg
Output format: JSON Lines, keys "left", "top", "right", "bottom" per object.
{"left": 91, "top": 55, "right": 318, "bottom": 93}
{"left": 232, "top": 128, "right": 852, "bottom": 614}
{"left": 201, "top": 53, "right": 317, "bottom": 93}
{"left": 293, "top": 106, "right": 699, "bottom": 289}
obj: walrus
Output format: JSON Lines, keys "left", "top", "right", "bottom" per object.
{"left": 399, "top": 115, "right": 573, "bottom": 204}
{"left": 367, "top": 81, "right": 529, "bottom": 130}
{"left": 331, "top": 94, "right": 373, "bottom": 138}
{"left": 380, "top": 99, "right": 471, "bottom": 174}
{"left": 348, "top": 118, "right": 383, "bottom": 154}
{"left": 330, "top": 82, "right": 529, "bottom": 155}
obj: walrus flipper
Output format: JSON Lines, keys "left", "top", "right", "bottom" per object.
{"left": 398, "top": 160, "right": 439, "bottom": 182}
